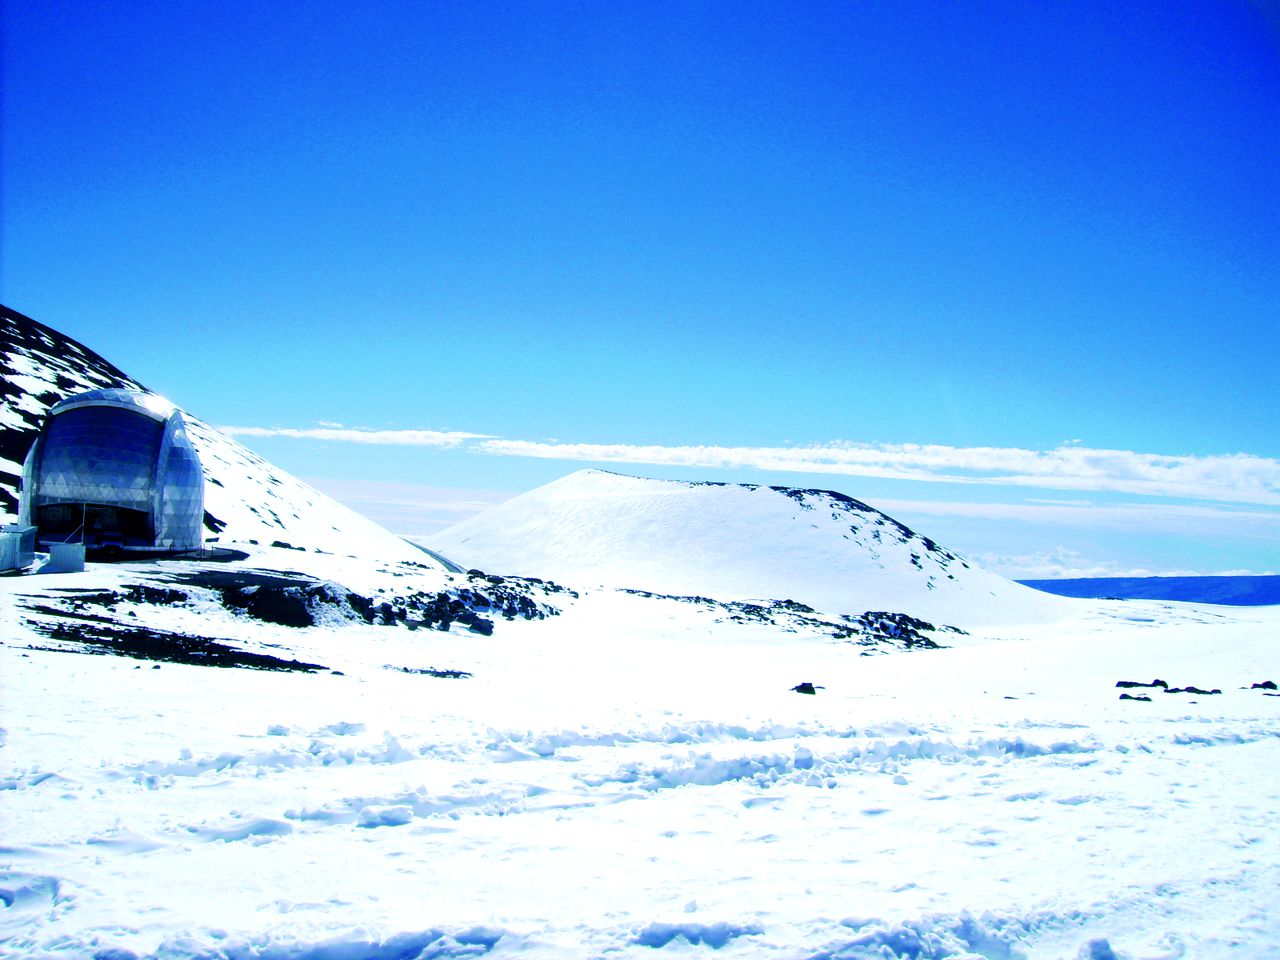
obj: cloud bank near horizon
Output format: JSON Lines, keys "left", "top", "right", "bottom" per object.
{"left": 223, "top": 425, "right": 486, "bottom": 447}
{"left": 222, "top": 423, "right": 1280, "bottom": 508}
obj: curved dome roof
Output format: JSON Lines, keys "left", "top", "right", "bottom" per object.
{"left": 48, "top": 387, "right": 178, "bottom": 422}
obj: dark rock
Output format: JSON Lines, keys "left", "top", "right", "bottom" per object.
{"left": 791, "top": 682, "right": 824, "bottom": 695}
{"left": 1116, "top": 679, "right": 1168, "bottom": 689}
{"left": 391, "top": 666, "right": 473, "bottom": 679}
{"left": 842, "top": 611, "right": 963, "bottom": 649}
{"left": 1119, "top": 693, "right": 1152, "bottom": 702}
{"left": 24, "top": 618, "right": 326, "bottom": 672}
{"left": 1252, "top": 680, "right": 1277, "bottom": 690}
{"left": 1164, "top": 686, "right": 1221, "bottom": 695}
{"left": 774, "top": 599, "right": 816, "bottom": 614}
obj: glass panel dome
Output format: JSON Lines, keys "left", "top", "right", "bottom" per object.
{"left": 20, "top": 389, "right": 205, "bottom": 553}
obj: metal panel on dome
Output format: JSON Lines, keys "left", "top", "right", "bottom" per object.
{"left": 152, "top": 412, "right": 205, "bottom": 550}
{"left": 47, "top": 387, "right": 177, "bottom": 421}
{"left": 36, "top": 406, "right": 165, "bottom": 513}
{"left": 20, "top": 389, "right": 205, "bottom": 554}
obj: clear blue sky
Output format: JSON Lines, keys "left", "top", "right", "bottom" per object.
{"left": 3, "top": 1, "right": 1278, "bottom": 576}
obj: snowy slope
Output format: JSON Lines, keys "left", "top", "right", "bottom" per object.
{"left": 0, "top": 304, "right": 439, "bottom": 565}
{"left": 3, "top": 555, "right": 1279, "bottom": 959}
{"left": 0, "top": 306, "right": 146, "bottom": 518}
{"left": 434, "top": 469, "right": 1069, "bottom": 626}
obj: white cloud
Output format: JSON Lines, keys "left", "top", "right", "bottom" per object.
{"left": 871, "top": 498, "right": 1280, "bottom": 536}
{"left": 975, "top": 547, "right": 1277, "bottom": 580}
{"left": 475, "top": 438, "right": 1280, "bottom": 506}
{"left": 220, "top": 425, "right": 486, "bottom": 447}
{"left": 219, "top": 421, "right": 1280, "bottom": 507}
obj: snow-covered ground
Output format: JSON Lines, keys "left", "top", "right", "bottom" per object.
{"left": 3, "top": 544, "right": 1278, "bottom": 959}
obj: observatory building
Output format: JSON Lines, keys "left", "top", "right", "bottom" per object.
{"left": 20, "top": 388, "right": 205, "bottom": 554}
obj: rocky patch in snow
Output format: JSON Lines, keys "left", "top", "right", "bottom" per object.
{"left": 1115, "top": 678, "right": 1228, "bottom": 697}
{"left": 389, "top": 665, "right": 473, "bottom": 679}
{"left": 1116, "top": 678, "right": 1170, "bottom": 689}
{"left": 8, "top": 549, "right": 570, "bottom": 677}
{"left": 620, "top": 588, "right": 963, "bottom": 653}
{"left": 18, "top": 610, "right": 328, "bottom": 672}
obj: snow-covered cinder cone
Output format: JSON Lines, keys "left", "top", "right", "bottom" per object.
{"left": 433, "top": 469, "right": 1073, "bottom": 626}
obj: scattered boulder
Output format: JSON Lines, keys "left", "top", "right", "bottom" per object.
{"left": 1116, "top": 679, "right": 1168, "bottom": 689}
{"left": 843, "top": 610, "right": 963, "bottom": 649}
{"left": 791, "top": 682, "right": 824, "bottom": 695}
{"left": 1252, "top": 680, "right": 1277, "bottom": 690}
{"left": 773, "top": 599, "right": 816, "bottom": 614}
{"left": 1119, "top": 693, "right": 1152, "bottom": 702}
{"left": 390, "top": 666, "right": 473, "bottom": 679}
{"left": 1164, "top": 686, "right": 1221, "bottom": 696}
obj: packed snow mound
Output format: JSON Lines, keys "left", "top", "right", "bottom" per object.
{"left": 433, "top": 469, "right": 1071, "bottom": 626}
{"left": 0, "top": 304, "right": 439, "bottom": 566}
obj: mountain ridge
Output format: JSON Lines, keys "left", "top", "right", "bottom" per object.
{"left": 0, "top": 303, "right": 438, "bottom": 565}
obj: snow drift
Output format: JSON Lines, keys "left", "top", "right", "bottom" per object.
{"left": 433, "top": 469, "right": 1068, "bottom": 625}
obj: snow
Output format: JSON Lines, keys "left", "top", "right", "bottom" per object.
{"left": 432, "top": 469, "right": 1071, "bottom": 627}
{"left": 182, "top": 415, "right": 434, "bottom": 565}
{"left": 3, "top": 545, "right": 1279, "bottom": 959}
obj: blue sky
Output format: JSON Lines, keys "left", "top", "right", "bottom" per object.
{"left": 3, "top": 1, "right": 1278, "bottom": 577}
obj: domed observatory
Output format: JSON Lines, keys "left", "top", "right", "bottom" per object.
{"left": 20, "top": 389, "right": 205, "bottom": 554}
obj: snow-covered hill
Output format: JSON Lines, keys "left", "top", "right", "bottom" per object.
{"left": 0, "top": 304, "right": 441, "bottom": 566}
{"left": 433, "top": 469, "right": 1067, "bottom": 626}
